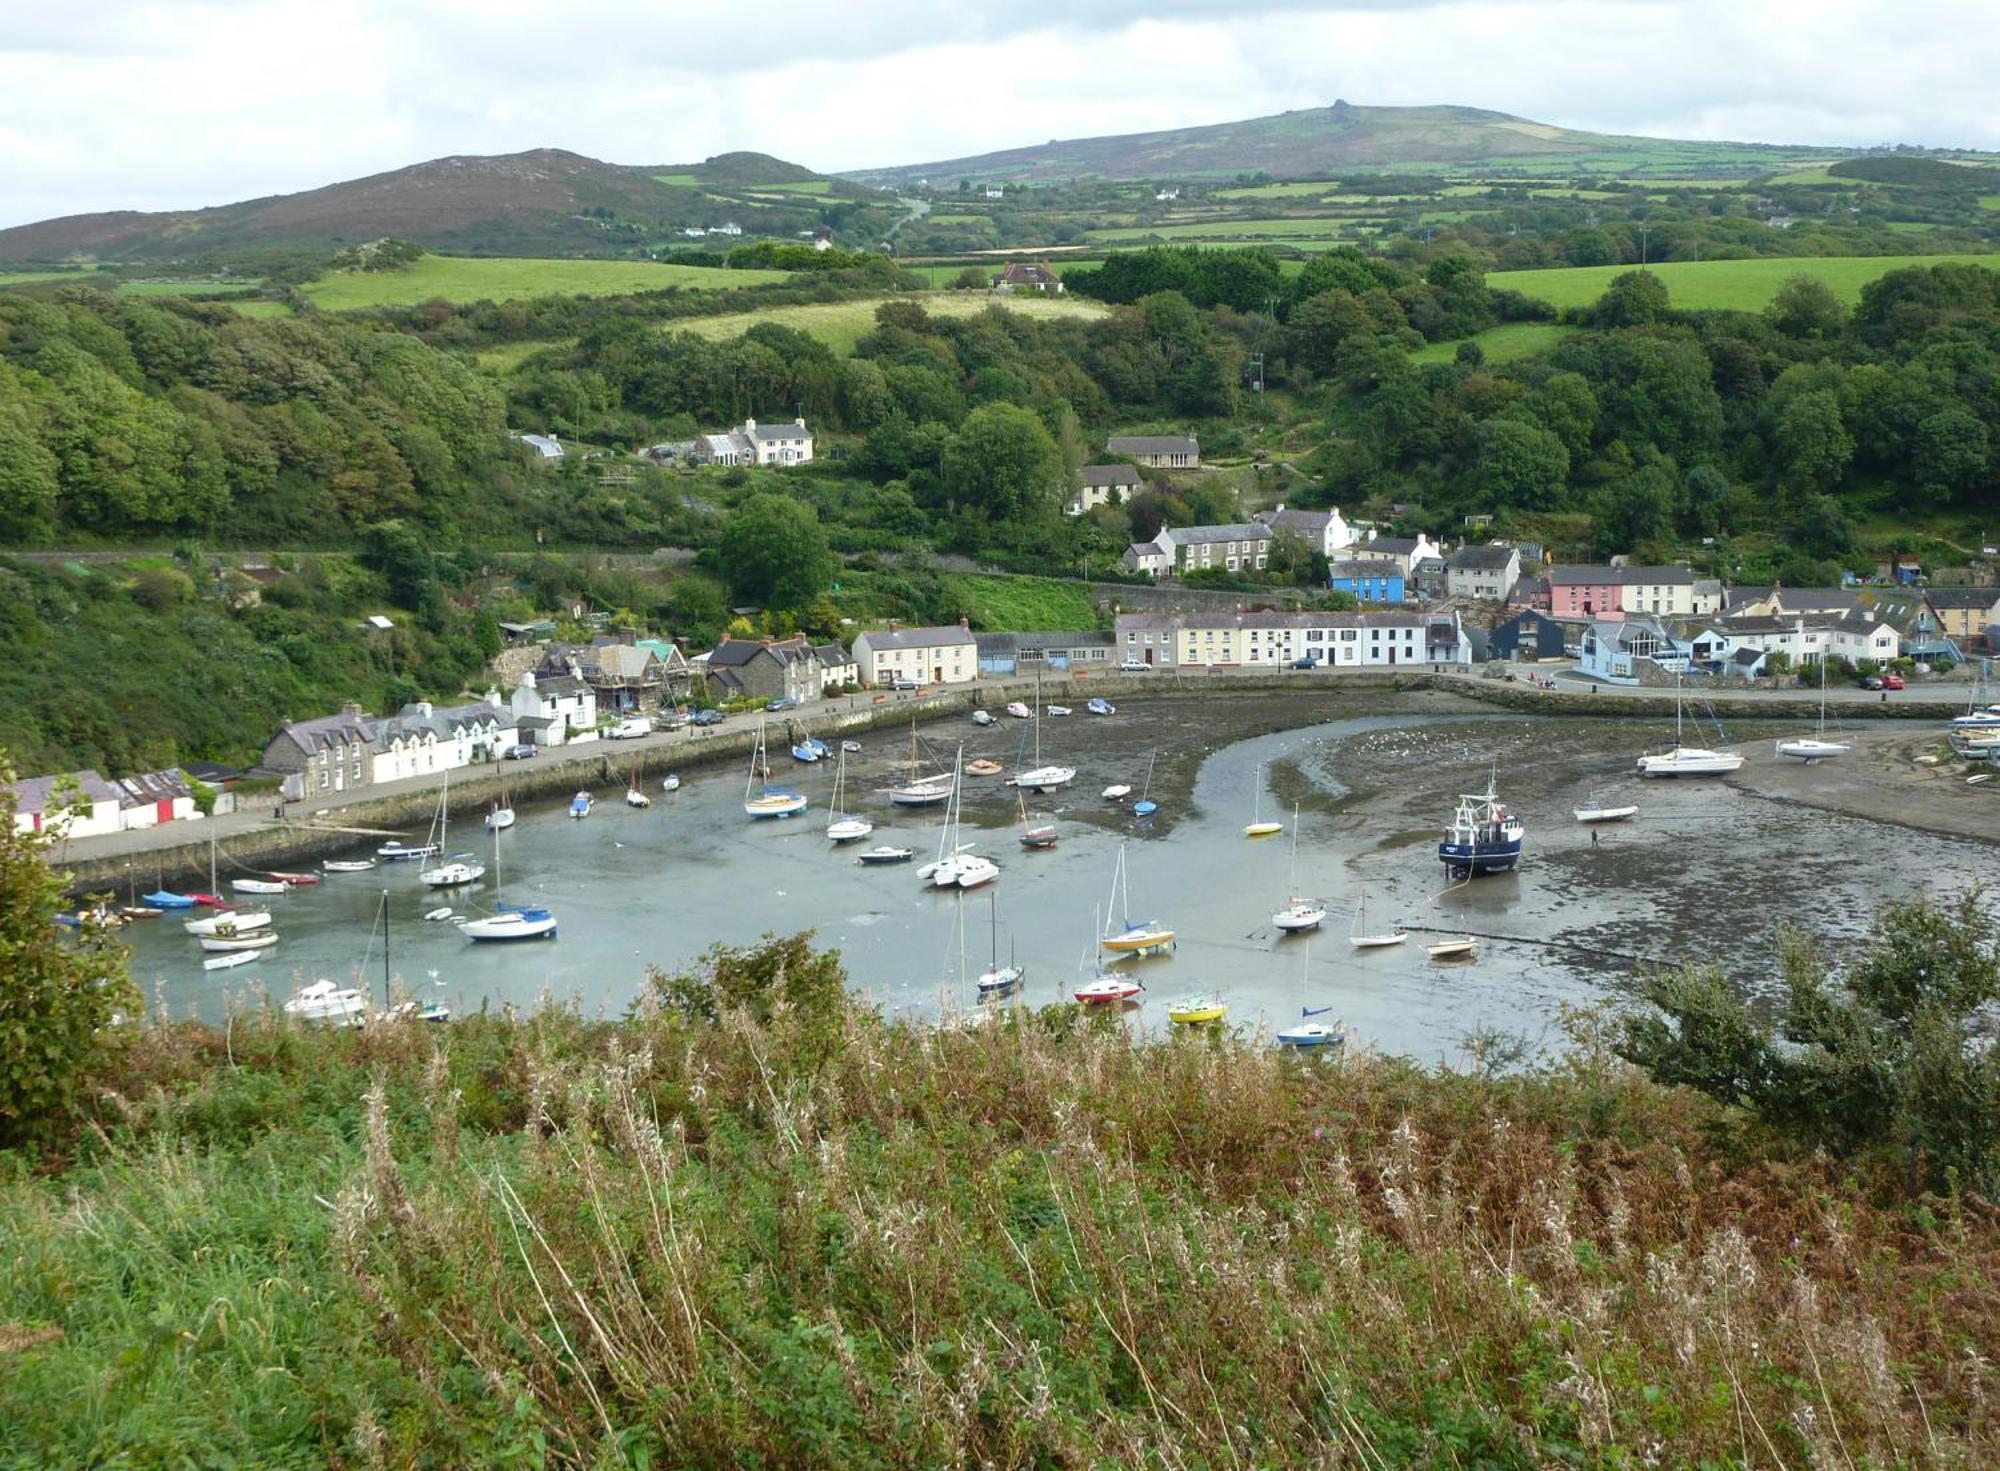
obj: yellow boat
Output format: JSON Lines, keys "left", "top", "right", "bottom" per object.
{"left": 1101, "top": 922, "right": 1175, "bottom": 954}
{"left": 1244, "top": 822, "right": 1283, "bottom": 838}
{"left": 1168, "top": 994, "right": 1227, "bottom": 1025}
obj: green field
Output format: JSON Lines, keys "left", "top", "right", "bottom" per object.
{"left": 1980, "top": 194, "right": 2000, "bottom": 211}
{"left": 668, "top": 291, "right": 1108, "bottom": 354}
{"left": 224, "top": 299, "right": 295, "bottom": 319}
{"left": 1766, "top": 165, "right": 1847, "bottom": 186}
{"left": 1093, "top": 217, "right": 1354, "bottom": 242}
{"left": 1410, "top": 322, "right": 1577, "bottom": 364}
{"left": 302, "top": 255, "right": 789, "bottom": 310}
{"left": 953, "top": 572, "right": 1100, "bottom": 630}
{"left": 1495, "top": 253, "right": 2000, "bottom": 311}
{"left": 113, "top": 280, "right": 261, "bottom": 297}
{"left": 0, "top": 268, "right": 102, "bottom": 287}
{"left": 649, "top": 172, "right": 701, "bottom": 187}
{"left": 1212, "top": 181, "right": 1342, "bottom": 200}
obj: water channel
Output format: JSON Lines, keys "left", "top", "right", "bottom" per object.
{"left": 123, "top": 692, "right": 1994, "bottom": 1059}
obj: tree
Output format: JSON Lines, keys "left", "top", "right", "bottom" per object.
{"left": 1618, "top": 893, "right": 2000, "bottom": 1192}
{"left": 1911, "top": 406, "right": 1990, "bottom": 505}
{"left": 1473, "top": 419, "right": 1569, "bottom": 511}
{"left": 1775, "top": 388, "right": 1855, "bottom": 494}
{"left": 1766, "top": 274, "right": 1848, "bottom": 341}
{"left": 1592, "top": 270, "right": 1670, "bottom": 328}
{"left": 0, "top": 760, "right": 138, "bottom": 1144}
{"left": 940, "top": 403, "right": 1064, "bottom": 522}
{"left": 1592, "top": 461, "right": 1675, "bottom": 556}
{"left": 715, "top": 493, "right": 834, "bottom": 611}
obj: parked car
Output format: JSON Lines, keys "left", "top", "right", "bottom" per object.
{"left": 1861, "top": 675, "right": 1885, "bottom": 690}
{"left": 1881, "top": 672, "right": 1905, "bottom": 690}
{"left": 1117, "top": 658, "right": 1151, "bottom": 673}
{"left": 690, "top": 709, "right": 724, "bottom": 727}
{"left": 606, "top": 717, "right": 652, "bottom": 739}
{"left": 888, "top": 678, "right": 919, "bottom": 692}
{"left": 765, "top": 697, "right": 798, "bottom": 712}
{"left": 1288, "top": 657, "right": 1319, "bottom": 670}
{"left": 503, "top": 744, "right": 537, "bottom": 760}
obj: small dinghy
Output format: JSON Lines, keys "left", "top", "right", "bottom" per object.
{"left": 200, "top": 931, "right": 279, "bottom": 953}
{"left": 484, "top": 806, "right": 515, "bottom": 830}
{"left": 971, "top": 710, "right": 995, "bottom": 727}
{"left": 569, "top": 791, "right": 593, "bottom": 819}
{"left": 119, "top": 905, "right": 164, "bottom": 920}
{"left": 184, "top": 909, "right": 271, "bottom": 937}
{"left": 1573, "top": 802, "right": 1638, "bottom": 824}
{"left": 661, "top": 774, "right": 681, "bottom": 792}
{"left": 1427, "top": 936, "right": 1479, "bottom": 962}
{"left": 144, "top": 890, "right": 196, "bottom": 909}
{"left": 1102, "top": 783, "right": 1132, "bottom": 801}
{"left": 203, "top": 951, "right": 260, "bottom": 972}
{"left": 1005, "top": 701, "right": 1032, "bottom": 719}
{"left": 1044, "top": 705, "right": 1072, "bottom": 718}
{"left": 626, "top": 787, "right": 652, "bottom": 808}
{"left": 231, "top": 878, "right": 288, "bottom": 895}
{"left": 841, "top": 740, "right": 862, "bottom": 753}
{"left": 269, "top": 872, "right": 319, "bottom": 886}
{"left": 424, "top": 906, "right": 456, "bottom": 922}
{"left": 322, "top": 859, "right": 377, "bottom": 874}
{"left": 1167, "top": 994, "right": 1227, "bottom": 1026}
{"left": 1087, "top": 698, "right": 1114, "bottom": 716}
{"left": 377, "top": 840, "right": 440, "bottom": 862}
{"left": 857, "top": 846, "right": 916, "bottom": 866}
{"left": 965, "top": 758, "right": 1003, "bottom": 777}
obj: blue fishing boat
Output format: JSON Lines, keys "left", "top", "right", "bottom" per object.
{"left": 1437, "top": 773, "right": 1525, "bottom": 879}
{"left": 790, "top": 735, "right": 829, "bottom": 763}
{"left": 143, "top": 889, "right": 196, "bottom": 908}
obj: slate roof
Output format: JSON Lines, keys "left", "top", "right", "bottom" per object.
{"left": 1925, "top": 586, "right": 2000, "bottom": 609}
{"left": 975, "top": 631, "right": 1115, "bottom": 655}
{"left": 1328, "top": 559, "right": 1402, "bottom": 581}
{"left": 1359, "top": 536, "right": 1420, "bottom": 556}
{"left": 1078, "top": 463, "right": 1143, "bottom": 487}
{"left": 746, "top": 419, "right": 811, "bottom": 444}
{"left": 279, "top": 709, "right": 375, "bottom": 756}
{"left": 1107, "top": 434, "right": 1199, "bottom": 457}
{"left": 11, "top": 769, "right": 122, "bottom": 814}
{"left": 855, "top": 625, "right": 978, "bottom": 649}
{"left": 1160, "top": 522, "right": 1273, "bottom": 546}
{"left": 708, "top": 636, "right": 816, "bottom": 669}
{"left": 1448, "top": 544, "right": 1518, "bottom": 571}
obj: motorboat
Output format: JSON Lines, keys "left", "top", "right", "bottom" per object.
{"left": 1005, "top": 702, "right": 1032, "bottom": 719}
{"left": 856, "top": 846, "right": 916, "bottom": 866}
{"left": 184, "top": 909, "right": 271, "bottom": 937}
{"left": 231, "top": 878, "right": 288, "bottom": 896}
{"left": 841, "top": 740, "right": 862, "bottom": 753}
{"left": 203, "top": 951, "right": 259, "bottom": 972}
{"left": 322, "top": 859, "right": 377, "bottom": 874}
{"left": 1949, "top": 702, "right": 2000, "bottom": 730}
{"left": 1167, "top": 995, "right": 1227, "bottom": 1026}
{"left": 1437, "top": 771, "right": 1525, "bottom": 878}
{"left": 282, "top": 980, "right": 366, "bottom": 1023}
{"left": 569, "top": 791, "right": 595, "bottom": 818}
{"left": 972, "top": 709, "right": 995, "bottom": 727}
{"left": 1637, "top": 677, "right": 1743, "bottom": 777}
{"left": 485, "top": 805, "right": 515, "bottom": 830}
{"left": 459, "top": 905, "right": 559, "bottom": 942}
{"left": 372, "top": 1001, "right": 452, "bottom": 1025}
{"left": 1075, "top": 973, "right": 1143, "bottom": 1005}
{"left": 1777, "top": 660, "right": 1851, "bottom": 763}
{"left": 377, "top": 840, "right": 440, "bottom": 862}
{"left": 200, "top": 931, "right": 279, "bottom": 953}
{"left": 1348, "top": 893, "right": 1407, "bottom": 949}
{"left": 1044, "top": 705, "right": 1072, "bottom": 718}
{"left": 144, "top": 890, "right": 196, "bottom": 908}
{"left": 1573, "top": 800, "right": 1638, "bottom": 824}
{"left": 1427, "top": 937, "right": 1479, "bottom": 961}
{"left": 420, "top": 853, "right": 485, "bottom": 888}
{"left": 825, "top": 746, "right": 874, "bottom": 843}
{"left": 1102, "top": 784, "right": 1132, "bottom": 801}
{"left": 268, "top": 872, "right": 319, "bottom": 886}
{"left": 1087, "top": 699, "right": 1114, "bottom": 716}
{"left": 662, "top": 773, "right": 682, "bottom": 791}
{"left": 965, "top": 758, "right": 1004, "bottom": 777}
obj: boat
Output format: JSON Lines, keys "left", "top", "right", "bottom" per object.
{"left": 1099, "top": 844, "right": 1175, "bottom": 955}
{"left": 282, "top": 980, "right": 366, "bottom": 1024}
{"left": 1777, "top": 660, "right": 1851, "bottom": 763}
{"left": 1044, "top": 704, "right": 1072, "bottom": 718}
{"left": 1244, "top": 764, "right": 1284, "bottom": 838}
{"left": 965, "top": 758, "right": 1004, "bottom": 777}
{"left": 1573, "top": 800, "right": 1639, "bottom": 824}
{"left": 420, "top": 777, "right": 487, "bottom": 887}
{"left": 856, "top": 845, "right": 916, "bottom": 866}
{"left": 885, "top": 721, "right": 955, "bottom": 807}
{"left": 625, "top": 755, "right": 652, "bottom": 806}
{"left": 1348, "top": 892, "right": 1407, "bottom": 949}
{"left": 1637, "top": 677, "right": 1744, "bottom": 778}
{"left": 1167, "top": 994, "right": 1227, "bottom": 1026}
{"left": 744, "top": 720, "right": 808, "bottom": 819}
{"left": 231, "top": 878, "right": 288, "bottom": 895}
{"left": 322, "top": 859, "right": 377, "bottom": 874}
{"left": 185, "top": 909, "right": 272, "bottom": 937}
{"left": 200, "top": 931, "right": 279, "bottom": 953}
{"left": 1014, "top": 678, "right": 1077, "bottom": 793}
{"left": 144, "top": 889, "right": 196, "bottom": 909}
{"left": 826, "top": 746, "right": 875, "bottom": 844}
{"left": 662, "top": 773, "right": 682, "bottom": 792}
{"left": 1437, "top": 770, "right": 1526, "bottom": 879}
{"left": 1428, "top": 937, "right": 1479, "bottom": 961}
{"left": 424, "top": 907, "right": 455, "bottom": 922}
{"left": 1271, "top": 807, "right": 1326, "bottom": 932}
{"left": 269, "top": 871, "right": 319, "bottom": 886}
{"left": 458, "top": 822, "right": 558, "bottom": 941}
{"left": 377, "top": 840, "right": 440, "bottom": 862}
{"left": 1132, "top": 751, "right": 1160, "bottom": 819}
{"left": 975, "top": 892, "right": 1026, "bottom": 997}
{"left": 189, "top": 892, "right": 227, "bottom": 908}
{"left": 841, "top": 740, "right": 862, "bottom": 753}
{"left": 926, "top": 756, "right": 999, "bottom": 889}
{"left": 1017, "top": 789, "right": 1058, "bottom": 850}
{"left": 1087, "top": 698, "right": 1114, "bottom": 716}
{"left": 1948, "top": 728, "right": 2000, "bottom": 760}
{"left": 484, "top": 801, "right": 515, "bottom": 830}
{"left": 1075, "top": 973, "right": 1144, "bottom": 1004}
{"left": 790, "top": 734, "right": 830, "bottom": 764}
{"left": 203, "top": 951, "right": 259, "bottom": 972}
{"left": 972, "top": 709, "right": 995, "bottom": 727}
{"left": 569, "top": 791, "right": 595, "bottom": 819}
{"left": 1102, "top": 784, "right": 1132, "bottom": 801}
{"left": 1276, "top": 938, "right": 1342, "bottom": 1049}
{"left": 1005, "top": 701, "right": 1032, "bottom": 719}
{"left": 118, "top": 906, "right": 164, "bottom": 920}
{"left": 1949, "top": 682, "right": 2000, "bottom": 729}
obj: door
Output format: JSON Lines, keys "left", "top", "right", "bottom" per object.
{"left": 157, "top": 798, "right": 173, "bottom": 824}
{"left": 1388, "top": 646, "right": 1397, "bottom": 666}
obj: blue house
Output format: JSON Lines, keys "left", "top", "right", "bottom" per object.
{"left": 1489, "top": 609, "right": 1578, "bottom": 662}
{"left": 1327, "top": 558, "right": 1406, "bottom": 605}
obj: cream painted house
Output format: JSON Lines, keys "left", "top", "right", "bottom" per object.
{"left": 850, "top": 625, "right": 979, "bottom": 686}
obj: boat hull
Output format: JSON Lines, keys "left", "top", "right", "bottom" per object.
{"left": 201, "top": 932, "right": 279, "bottom": 953}
{"left": 827, "top": 818, "right": 874, "bottom": 843}
{"left": 1573, "top": 807, "right": 1638, "bottom": 824}
{"left": 1637, "top": 747, "right": 1744, "bottom": 777}
{"left": 460, "top": 911, "right": 558, "bottom": 941}
{"left": 1075, "top": 977, "right": 1142, "bottom": 1004}
{"left": 1273, "top": 905, "right": 1326, "bottom": 932}
{"left": 185, "top": 910, "right": 272, "bottom": 936}
{"left": 1437, "top": 835, "right": 1523, "bottom": 875}
{"left": 1101, "top": 926, "right": 1174, "bottom": 955}
{"left": 1168, "top": 999, "right": 1226, "bottom": 1026}
{"left": 1776, "top": 739, "right": 1850, "bottom": 762}
{"left": 1349, "top": 933, "right": 1407, "bottom": 949}
{"left": 856, "top": 847, "right": 915, "bottom": 866}
{"left": 1277, "top": 1023, "right": 1342, "bottom": 1048}
{"left": 745, "top": 793, "right": 808, "bottom": 819}
{"left": 1244, "top": 822, "right": 1283, "bottom": 839}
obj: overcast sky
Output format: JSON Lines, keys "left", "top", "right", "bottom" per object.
{"left": 3, "top": 0, "right": 1995, "bottom": 228}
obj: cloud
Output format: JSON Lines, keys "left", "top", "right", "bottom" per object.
{"left": 0, "top": 0, "right": 1994, "bottom": 228}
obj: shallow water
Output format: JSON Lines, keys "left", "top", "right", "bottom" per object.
{"left": 123, "top": 694, "right": 1992, "bottom": 1061}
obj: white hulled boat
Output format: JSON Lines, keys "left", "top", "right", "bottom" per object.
{"left": 826, "top": 746, "right": 874, "bottom": 844}
{"left": 1013, "top": 678, "right": 1076, "bottom": 793}
{"left": 1776, "top": 660, "right": 1850, "bottom": 763}
{"left": 1348, "top": 891, "right": 1407, "bottom": 949}
{"left": 283, "top": 980, "right": 366, "bottom": 1024}
{"left": 420, "top": 773, "right": 486, "bottom": 888}
{"left": 458, "top": 820, "right": 558, "bottom": 941}
{"left": 885, "top": 721, "right": 955, "bottom": 807}
{"left": 185, "top": 909, "right": 272, "bottom": 937}
{"left": 744, "top": 719, "right": 808, "bottom": 819}
{"left": 1271, "top": 806, "right": 1326, "bottom": 932}
{"left": 1637, "top": 677, "right": 1744, "bottom": 778}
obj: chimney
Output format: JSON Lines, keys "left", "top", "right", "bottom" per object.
{"left": 341, "top": 702, "right": 363, "bottom": 719}
{"left": 959, "top": 617, "right": 970, "bottom": 629}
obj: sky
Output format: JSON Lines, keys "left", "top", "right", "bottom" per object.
{"left": 3, "top": 0, "right": 1996, "bottom": 228}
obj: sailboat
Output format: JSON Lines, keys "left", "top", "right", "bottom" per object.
{"left": 1276, "top": 941, "right": 1343, "bottom": 1049}
{"left": 568, "top": 791, "right": 594, "bottom": 819}
{"left": 1075, "top": 903, "right": 1144, "bottom": 1004}
{"left": 185, "top": 907, "right": 272, "bottom": 937}
{"left": 745, "top": 719, "right": 808, "bottom": 818}
{"left": 420, "top": 773, "right": 486, "bottom": 888}
{"left": 975, "top": 891, "right": 1025, "bottom": 997}
{"left": 826, "top": 745, "right": 874, "bottom": 844}
{"left": 459, "top": 820, "right": 558, "bottom": 941}
{"left": 625, "top": 755, "right": 652, "bottom": 807}
{"left": 1348, "top": 891, "right": 1407, "bottom": 949}
{"left": 1777, "top": 660, "right": 1851, "bottom": 763}
{"left": 1014, "top": 676, "right": 1077, "bottom": 793}
{"left": 1271, "top": 804, "right": 1326, "bottom": 932}
{"left": 484, "top": 797, "right": 515, "bottom": 830}
{"left": 886, "top": 721, "right": 954, "bottom": 807}
{"left": 1099, "top": 843, "right": 1174, "bottom": 955}
{"left": 1244, "top": 763, "right": 1283, "bottom": 838}
{"left": 1167, "top": 994, "right": 1226, "bottom": 1026}
{"left": 1637, "top": 676, "right": 1744, "bottom": 777}
{"left": 1132, "top": 751, "right": 1160, "bottom": 818}
{"left": 1016, "top": 787, "right": 1058, "bottom": 849}
{"left": 924, "top": 752, "right": 998, "bottom": 889}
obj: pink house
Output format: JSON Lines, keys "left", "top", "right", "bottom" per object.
{"left": 1548, "top": 565, "right": 1626, "bottom": 620}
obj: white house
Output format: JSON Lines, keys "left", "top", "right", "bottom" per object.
{"left": 1576, "top": 617, "right": 1690, "bottom": 685}
{"left": 984, "top": 185, "right": 1005, "bottom": 200}
{"left": 1711, "top": 614, "right": 1902, "bottom": 670}
{"left": 1070, "top": 463, "right": 1143, "bottom": 515}
{"left": 850, "top": 624, "right": 979, "bottom": 686}
{"left": 1253, "top": 505, "right": 1355, "bottom": 560}
{"left": 10, "top": 769, "right": 125, "bottom": 839}
{"left": 113, "top": 769, "right": 200, "bottom": 831}
{"left": 511, "top": 672, "right": 597, "bottom": 747}
{"left": 370, "top": 698, "right": 518, "bottom": 784}
{"left": 1444, "top": 544, "right": 1522, "bottom": 601}
{"left": 695, "top": 417, "right": 814, "bottom": 467}
{"left": 1114, "top": 610, "right": 1470, "bottom": 669}
{"left": 1345, "top": 532, "right": 1443, "bottom": 576}
{"left": 1122, "top": 523, "right": 1274, "bottom": 578}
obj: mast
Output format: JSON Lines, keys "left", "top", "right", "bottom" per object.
{"left": 989, "top": 890, "right": 999, "bottom": 969}
{"left": 380, "top": 889, "right": 390, "bottom": 1008}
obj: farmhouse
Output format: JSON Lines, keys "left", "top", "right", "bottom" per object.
{"left": 695, "top": 417, "right": 815, "bottom": 468}
{"left": 995, "top": 262, "right": 1063, "bottom": 294}
{"left": 1122, "top": 522, "right": 1273, "bottom": 578}
{"left": 1106, "top": 434, "right": 1199, "bottom": 469}
{"left": 1069, "top": 463, "right": 1142, "bottom": 515}
{"left": 1254, "top": 504, "right": 1355, "bottom": 559}
{"left": 850, "top": 624, "right": 979, "bottom": 687}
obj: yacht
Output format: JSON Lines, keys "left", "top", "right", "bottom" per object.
{"left": 1637, "top": 678, "right": 1744, "bottom": 778}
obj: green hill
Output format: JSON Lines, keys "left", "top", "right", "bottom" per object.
{"left": 1495, "top": 252, "right": 2000, "bottom": 311}
{"left": 845, "top": 100, "right": 1834, "bottom": 185}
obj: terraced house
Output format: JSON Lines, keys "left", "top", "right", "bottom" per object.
{"left": 1114, "top": 610, "right": 1470, "bottom": 669}
{"left": 1123, "top": 522, "right": 1273, "bottom": 578}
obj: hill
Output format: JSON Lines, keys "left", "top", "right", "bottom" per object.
{"left": 846, "top": 100, "right": 1835, "bottom": 185}
{"left": 0, "top": 148, "right": 896, "bottom": 263}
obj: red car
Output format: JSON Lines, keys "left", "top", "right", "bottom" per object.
{"left": 1881, "top": 672, "right": 1905, "bottom": 690}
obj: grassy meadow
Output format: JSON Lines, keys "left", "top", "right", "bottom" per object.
{"left": 953, "top": 571, "right": 1101, "bottom": 629}
{"left": 668, "top": 291, "right": 1108, "bottom": 354}
{"left": 1497, "top": 252, "right": 2000, "bottom": 311}
{"left": 1094, "top": 217, "right": 1357, "bottom": 243}
{"left": 1, "top": 946, "right": 1994, "bottom": 1467}
{"left": 302, "top": 255, "right": 789, "bottom": 310}
{"left": 1411, "top": 321, "right": 1577, "bottom": 364}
